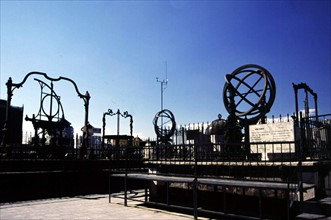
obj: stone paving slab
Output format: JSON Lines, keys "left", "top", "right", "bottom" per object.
{"left": 0, "top": 194, "right": 194, "bottom": 219}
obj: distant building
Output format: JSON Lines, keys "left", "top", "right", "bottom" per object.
{"left": 0, "top": 99, "right": 24, "bottom": 146}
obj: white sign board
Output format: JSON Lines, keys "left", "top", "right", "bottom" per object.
{"left": 250, "top": 122, "right": 295, "bottom": 142}
{"left": 249, "top": 122, "right": 296, "bottom": 160}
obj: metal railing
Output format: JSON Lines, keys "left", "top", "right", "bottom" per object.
{"left": 300, "top": 114, "right": 331, "bottom": 160}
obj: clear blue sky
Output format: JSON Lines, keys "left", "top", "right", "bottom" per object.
{"left": 1, "top": 0, "right": 330, "bottom": 139}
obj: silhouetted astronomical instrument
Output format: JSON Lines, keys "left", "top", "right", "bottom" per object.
{"left": 223, "top": 64, "right": 276, "bottom": 124}
{"left": 153, "top": 109, "right": 176, "bottom": 143}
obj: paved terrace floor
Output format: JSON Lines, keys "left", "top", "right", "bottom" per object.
{"left": 0, "top": 194, "right": 197, "bottom": 220}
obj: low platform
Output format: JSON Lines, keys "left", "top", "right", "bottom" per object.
{"left": 111, "top": 172, "right": 316, "bottom": 219}
{"left": 112, "top": 173, "right": 315, "bottom": 191}
{"left": 145, "top": 160, "right": 318, "bottom": 167}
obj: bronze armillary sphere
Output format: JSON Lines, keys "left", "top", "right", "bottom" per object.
{"left": 223, "top": 64, "right": 276, "bottom": 124}
{"left": 153, "top": 109, "right": 176, "bottom": 144}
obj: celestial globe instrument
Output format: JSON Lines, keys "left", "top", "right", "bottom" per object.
{"left": 153, "top": 109, "right": 176, "bottom": 144}
{"left": 223, "top": 64, "right": 276, "bottom": 124}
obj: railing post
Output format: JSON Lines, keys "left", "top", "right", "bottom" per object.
{"left": 193, "top": 135, "right": 198, "bottom": 219}
{"left": 1, "top": 78, "right": 13, "bottom": 157}
{"left": 258, "top": 189, "right": 262, "bottom": 218}
{"left": 108, "top": 164, "right": 111, "bottom": 203}
{"left": 223, "top": 186, "right": 227, "bottom": 214}
{"left": 299, "top": 112, "right": 304, "bottom": 211}
{"left": 124, "top": 144, "right": 128, "bottom": 206}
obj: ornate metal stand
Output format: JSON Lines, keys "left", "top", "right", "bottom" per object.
{"left": 102, "top": 108, "right": 133, "bottom": 206}
{"left": 223, "top": 64, "right": 276, "bottom": 158}
{"left": 102, "top": 108, "right": 133, "bottom": 149}
{"left": 292, "top": 82, "right": 319, "bottom": 159}
{"left": 1, "top": 72, "right": 90, "bottom": 158}
{"left": 23, "top": 79, "right": 71, "bottom": 158}
{"left": 223, "top": 74, "right": 243, "bottom": 156}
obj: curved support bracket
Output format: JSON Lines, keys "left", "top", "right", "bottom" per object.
{"left": 122, "top": 111, "right": 133, "bottom": 139}
{"left": 10, "top": 72, "right": 88, "bottom": 99}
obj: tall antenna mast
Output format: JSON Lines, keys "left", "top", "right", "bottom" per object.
{"left": 156, "top": 61, "right": 168, "bottom": 112}
{"left": 166, "top": 61, "right": 168, "bottom": 86}
{"left": 156, "top": 62, "right": 168, "bottom": 137}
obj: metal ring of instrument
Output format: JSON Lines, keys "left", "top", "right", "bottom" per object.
{"left": 223, "top": 64, "right": 276, "bottom": 123}
{"left": 153, "top": 109, "right": 176, "bottom": 141}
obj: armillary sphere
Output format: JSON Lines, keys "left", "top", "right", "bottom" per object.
{"left": 35, "top": 79, "right": 65, "bottom": 122}
{"left": 223, "top": 64, "right": 276, "bottom": 124}
{"left": 153, "top": 109, "right": 176, "bottom": 142}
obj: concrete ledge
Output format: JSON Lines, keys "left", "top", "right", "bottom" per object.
{"left": 296, "top": 213, "right": 326, "bottom": 219}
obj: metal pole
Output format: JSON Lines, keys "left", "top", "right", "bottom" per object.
{"left": 161, "top": 83, "right": 163, "bottom": 138}
{"left": 304, "top": 90, "right": 312, "bottom": 156}
{"left": 1, "top": 78, "right": 13, "bottom": 156}
{"left": 156, "top": 69, "right": 168, "bottom": 140}
{"left": 124, "top": 111, "right": 132, "bottom": 207}
{"left": 305, "top": 89, "right": 309, "bottom": 119}
{"left": 193, "top": 133, "right": 198, "bottom": 219}
{"left": 299, "top": 112, "right": 304, "bottom": 208}
{"left": 108, "top": 168, "right": 111, "bottom": 203}
{"left": 314, "top": 94, "right": 318, "bottom": 125}
{"left": 102, "top": 113, "right": 106, "bottom": 150}
{"left": 50, "top": 82, "right": 54, "bottom": 120}
{"left": 81, "top": 91, "right": 90, "bottom": 159}
{"left": 117, "top": 109, "right": 120, "bottom": 136}
{"left": 161, "top": 81, "right": 163, "bottom": 111}
{"left": 293, "top": 83, "right": 299, "bottom": 126}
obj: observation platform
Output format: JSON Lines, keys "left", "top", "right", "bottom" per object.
{"left": 0, "top": 194, "right": 194, "bottom": 220}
